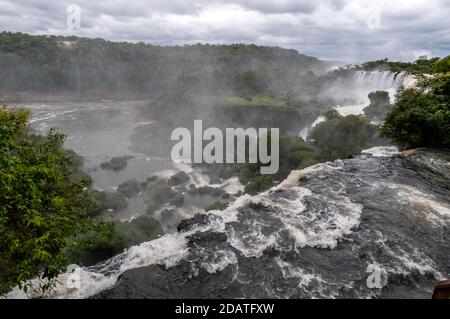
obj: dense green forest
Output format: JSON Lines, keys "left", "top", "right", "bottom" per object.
{"left": 360, "top": 56, "right": 441, "bottom": 74}
{"left": 0, "top": 32, "right": 326, "bottom": 101}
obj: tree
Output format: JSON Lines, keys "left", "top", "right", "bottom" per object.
{"left": 381, "top": 72, "right": 450, "bottom": 149}
{"left": 0, "top": 108, "right": 96, "bottom": 294}
{"left": 363, "top": 91, "right": 392, "bottom": 122}
{"left": 431, "top": 56, "right": 450, "bottom": 74}
{"left": 308, "top": 112, "right": 382, "bottom": 161}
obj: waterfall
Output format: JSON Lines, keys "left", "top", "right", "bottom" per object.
{"left": 354, "top": 70, "right": 416, "bottom": 90}
{"left": 299, "top": 70, "right": 417, "bottom": 138}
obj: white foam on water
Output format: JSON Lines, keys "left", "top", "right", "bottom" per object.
{"left": 30, "top": 109, "right": 78, "bottom": 124}
{"left": 278, "top": 161, "right": 342, "bottom": 188}
{"left": 5, "top": 231, "right": 191, "bottom": 299}
{"left": 201, "top": 250, "right": 238, "bottom": 274}
{"left": 373, "top": 233, "right": 444, "bottom": 280}
{"left": 361, "top": 146, "right": 400, "bottom": 157}
{"left": 222, "top": 177, "right": 245, "bottom": 194}
{"left": 381, "top": 182, "right": 450, "bottom": 227}
{"left": 227, "top": 223, "right": 280, "bottom": 258}
{"left": 275, "top": 258, "right": 348, "bottom": 298}
{"left": 210, "top": 176, "right": 245, "bottom": 195}
{"left": 157, "top": 169, "right": 177, "bottom": 179}
{"left": 217, "top": 162, "right": 361, "bottom": 256}
{"left": 280, "top": 188, "right": 363, "bottom": 250}
{"left": 172, "top": 163, "right": 210, "bottom": 187}
{"left": 409, "top": 152, "right": 450, "bottom": 174}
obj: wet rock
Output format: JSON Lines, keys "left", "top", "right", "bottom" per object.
{"left": 100, "top": 155, "right": 134, "bottom": 171}
{"left": 402, "top": 149, "right": 417, "bottom": 157}
{"left": 170, "top": 194, "right": 184, "bottom": 207}
{"left": 177, "top": 214, "right": 210, "bottom": 232}
{"left": 188, "top": 186, "right": 225, "bottom": 196}
{"left": 146, "top": 175, "right": 158, "bottom": 183}
{"left": 160, "top": 209, "right": 176, "bottom": 224}
{"left": 168, "top": 171, "right": 190, "bottom": 186}
{"left": 187, "top": 231, "right": 228, "bottom": 247}
{"left": 209, "top": 175, "right": 222, "bottom": 185}
{"left": 87, "top": 150, "right": 450, "bottom": 299}
{"left": 221, "top": 193, "right": 231, "bottom": 199}
{"left": 117, "top": 179, "right": 141, "bottom": 197}
{"left": 144, "top": 182, "right": 178, "bottom": 213}
{"left": 140, "top": 181, "right": 149, "bottom": 190}
{"left": 205, "top": 201, "right": 227, "bottom": 211}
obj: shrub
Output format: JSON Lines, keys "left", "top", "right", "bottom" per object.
{"left": 117, "top": 179, "right": 141, "bottom": 197}
{"left": 382, "top": 76, "right": 450, "bottom": 149}
{"left": 244, "top": 175, "right": 273, "bottom": 194}
{"left": 0, "top": 108, "right": 99, "bottom": 293}
{"left": 168, "top": 171, "right": 190, "bottom": 186}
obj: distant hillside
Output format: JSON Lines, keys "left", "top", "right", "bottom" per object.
{"left": 0, "top": 32, "right": 326, "bottom": 102}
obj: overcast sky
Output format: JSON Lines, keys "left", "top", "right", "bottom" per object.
{"left": 1, "top": 0, "right": 449, "bottom": 61}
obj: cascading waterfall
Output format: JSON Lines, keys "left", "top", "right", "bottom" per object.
{"left": 299, "top": 70, "right": 417, "bottom": 139}
{"left": 353, "top": 70, "right": 416, "bottom": 90}
{"left": 334, "top": 70, "right": 416, "bottom": 116}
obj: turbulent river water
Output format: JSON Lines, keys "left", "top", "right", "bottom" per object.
{"left": 88, "top": 148, "right": 449, "bottom": 299}
{"left": 8, "top": 143, "right": 450, "bottom": 298}
{"left": 5, "top": 83, "right": 449, "bottom": 298}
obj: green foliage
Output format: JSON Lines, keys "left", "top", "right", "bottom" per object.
{"left": 0, "top": 32, "right": 324, "bottom": 99}
{"left": 205, "top": 201, "right": 228, "bottom": 211}
{"left": 201, "top": 132, "right": 319, "bottom": 189}
{"left": 117, "top": 179, "right": 141, "bottom": 197}
{"left": 144, "top": 181, "right": 178, "bottom": 213}
{"left": 168, "top": 171, "right": 190, "bottom": 186}
{"left": 363, "top": 91, "right": 392, "bottom": 122}
{"left": 244, "top": 175, "right": 274, "bottom": 194}
{"left": 309, "top": 113, "right": 382, "bottom": 161}
{"left": 361, "top": 56, "right": 440, "bottom": 74}
{"left": 381, "top": 71, "right": 450, "bottom": 149}
{"left": 115, "top": 215, "right": 162, "bottom": 247}
{"left": 188, "top": 186, "right": 226, "bottom": 197}
{"left": 431, "top": 56, "right": 450, "bottom": 74}
{"left": 67, "top": 222, "right": 129, "bottom": 266}
{"left": 170, "top": 194, "right": 185, "bottom": 207}
{"left": 0, "top": 108, "right": 96, "bottom": 294}
{"left": 89, "top": 190, "right": 127, "bottom": 214}
{"left": 0, "top": 108, "right": 133, "bottom": 293}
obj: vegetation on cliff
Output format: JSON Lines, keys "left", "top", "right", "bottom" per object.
{"left": 361, "top": 56, "right": 440, "bottom": 74}
{"left": 381, "top": 72, "right": 450, "bottom": 149}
